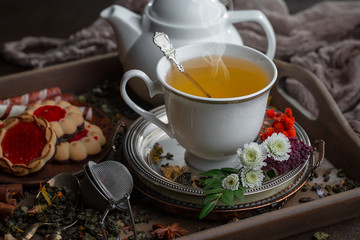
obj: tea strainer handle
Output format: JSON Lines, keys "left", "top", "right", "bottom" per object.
{"left": 100, "top": 195, "right": 137, "bottom": 240}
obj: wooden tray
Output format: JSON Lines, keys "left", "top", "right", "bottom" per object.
{"left": 0, "top": 53, "right": 359, "bottom": 239}
{"left": 271, "top": 60, "right": 360, "bottom": 183}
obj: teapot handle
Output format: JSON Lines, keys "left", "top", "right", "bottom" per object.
{"left": 229, "top": 10, "right": 276, "bottom": 60}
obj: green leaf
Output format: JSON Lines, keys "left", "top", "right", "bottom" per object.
{"left": 203, "top": 179, "right": 222, "bottom": 189}
{"left": 220, "top": 168, "right": 238, "bottom": 174}
{"left": 220, "top": 190, "right": 234, "bottom": 206}
{"left": 202, "top": 193, "right": 220, "bottom": 205}
{"left": 200, "top": 169, "right": 225, "bottom": 177}
{"left": 203, "top": 177, "right": 217, "bottom": 185}
{"left": 234, "top": 189, "right": 245, "bottom": 202}
{"left": 204, "top": 188, "right": 224, "bottom": 195}
{"left": 199, "top": 200, "right": 217, "bottom": 219}
{"left": 265, "top": 168, "right": 277, "bottom": 179}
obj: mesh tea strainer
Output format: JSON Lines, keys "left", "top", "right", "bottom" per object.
{"left": 87, "top": 160, "right": 137, "bottom": 240}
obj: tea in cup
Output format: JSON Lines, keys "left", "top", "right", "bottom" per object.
{"left": 120, "top": 43, "right": 277, "bottom": 171}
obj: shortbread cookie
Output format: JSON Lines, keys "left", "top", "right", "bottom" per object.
{"left": 26, "top": 100, "right": 84, "bottom": 140}
{"left": 0, "top": 114, "right": 57, "bottom": 176}
{"left": 54, "top": 121, "right": 106, "bottom": 163}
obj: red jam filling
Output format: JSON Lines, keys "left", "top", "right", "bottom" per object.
{"left": 33, "top": 105, "right": 66, "bottom": 122}
{"left": 1, "top": 122, "right": 46, "bottom": 165}
{"left": 68, "top": 129, "right": 89, "bottom": 143}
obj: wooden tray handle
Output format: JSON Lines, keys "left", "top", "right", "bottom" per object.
{"left": 271, "top": 59, "right": 360, "bottom": 182}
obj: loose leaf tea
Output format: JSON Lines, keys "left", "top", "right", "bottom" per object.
{"left": 4, "top": 184, "right": 78, "bottom": 238}
{"left": 3, "top": 184, "right": 151, "bottom": 239}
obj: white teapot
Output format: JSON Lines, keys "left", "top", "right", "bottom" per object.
{"left": 101, "top": 0, "right": 276, "bottom": 105}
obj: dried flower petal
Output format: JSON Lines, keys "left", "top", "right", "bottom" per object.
{"left": 40, "top": 184, "right": 52, "bottom": 206}
{"left": 151, "top": 222, "right": 189, "bottom": 240}
{"left": 262, "top": 137, "right": 313, "bottom": 175}
{"left": 266, "top": 109, "right": 276, "bottom": 118}
{"left": 285, "top": 108, "right": 293, "bottom": 117}
{"left": 316, "top": 189, "right": 324, "bottom": 198}
{"left": 288, "top": 129, "right": 296, "bottom": 138}
{"left": 260, "top": 108, "right": 296, "bottom": 140}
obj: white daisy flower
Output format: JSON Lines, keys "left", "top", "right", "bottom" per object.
{"left": 262, "top": 132, "right": 291, "bottom": 161}
{"left": 237, "top": 142, "right": 267, "bottom": 170}
{"left": 222, "top": 173, "right": 240, "bottom": 191}
{"left": 240, "top": 168, "right": 264, "bottom": 189}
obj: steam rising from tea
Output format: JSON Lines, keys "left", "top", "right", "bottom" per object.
{"left": 165, "top": 56, "right": 269, "bottom": 98}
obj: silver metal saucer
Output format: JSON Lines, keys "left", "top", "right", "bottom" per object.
{"left": 123, "top": 105, "right": 311, "bottom": 202}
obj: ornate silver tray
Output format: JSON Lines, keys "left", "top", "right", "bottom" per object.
{"left": 123, "top": 106, "right": 311, "bottom": 205}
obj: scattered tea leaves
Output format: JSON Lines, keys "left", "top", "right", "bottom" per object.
{"left": 337, "top": 169, "right": 345, "bottom": 178}
{"left": 311, "top": 184, "right": 323, "bottom": 191}
{"left": 313, "top": 231, "right": 330, "bottom": 240}
{"left": 301, "top": 183, "right": 310, "bottom": 192}
{"left": 174, "top": 172, "right": 192, "bottom": 186}
{"left": 323, "top": 175, "right": 330, "bottom": 182}
{"left": 2, "top": 184, "right": 153, "bottom": 239}
{"left": 166, "top": 152, "right": 174, "bottom": 160}
{"left": 299, "top": 197, "right": 314, "bottom": 203}
{"left": 322, "top": 169, "right": 331, "bottom": 178}
{"left": 325, "top": 185, "right": 332, "bottom": 193}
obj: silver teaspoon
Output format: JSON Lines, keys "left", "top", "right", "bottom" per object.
{"left": 153, "top": 32, "right": 211, "bottom": 98}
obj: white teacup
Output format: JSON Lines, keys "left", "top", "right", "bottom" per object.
{"left": 121, "top": 43, "right": 277, "bottom": 171}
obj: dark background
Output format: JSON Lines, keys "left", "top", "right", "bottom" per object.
{"left": 0, "top": 0, "right": 112, "bottom": 76}
{"left": 0, "top": 0, "right": 354, "bottom": 77}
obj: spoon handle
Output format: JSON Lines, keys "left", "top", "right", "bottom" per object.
{"left": 153, "top": 32, "right": 211, "bottom": 98}
{"left": 153, "top": 32, "right": 184, "bottom": 72}
{"left": 182, "top": 71, "right": 212, "bottom": 98}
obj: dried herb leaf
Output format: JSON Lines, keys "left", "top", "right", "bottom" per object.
{"left": 299, "top": 197, "right": 314, "bottom": 203}
{"left": 313, "top": 231, "right": 330, "bottom": 240}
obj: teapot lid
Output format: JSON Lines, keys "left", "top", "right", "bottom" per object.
{"left": 148, "top": 0, "right": 226, "bottom": 27}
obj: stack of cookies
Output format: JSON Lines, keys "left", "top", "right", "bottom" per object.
{"left": 0, "top": 100, "right": 106, "bottom": 176}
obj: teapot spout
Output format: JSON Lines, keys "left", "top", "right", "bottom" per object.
{"left": 100, "top": 5, "right": 142, "bottom": 61}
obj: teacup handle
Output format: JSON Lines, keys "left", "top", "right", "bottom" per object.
{"left": 120, "top": 70, "right": 174, "bottom": 138}
{"left": 229, "top": 10, "right": 276, "bottom": 60}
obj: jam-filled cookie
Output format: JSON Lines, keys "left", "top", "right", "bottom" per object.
{"left": 54, "top": 121, "right": 106, "bottom": 163}
{"left": 26, "top": 100, "right": 84, "bottom": 140}
{"left": 0, "top": 114, "right": 57, "bottom": 176}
